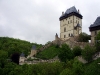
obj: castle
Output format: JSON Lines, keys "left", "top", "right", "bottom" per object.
{"left": 19, "top": 6, "right": 100, "bottom": 65}
{"left": 59, "top": 6, "right": 82, "bottom": 40}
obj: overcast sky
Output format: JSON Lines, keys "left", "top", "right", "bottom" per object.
{"left": 0, "top": 0, "right": 100, "bottom": 44}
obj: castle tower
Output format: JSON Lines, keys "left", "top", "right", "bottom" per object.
{"left": 59, "top": 6, "right": 83, "bottom": 40}
{"left": 30, "top": 45, "right": 37, "bottom": 57}
{"left": 89, "top": 16, "right": 100, "bottom": 43}
{"left": 19, "top": 53, "right": 25, "bottom": 65}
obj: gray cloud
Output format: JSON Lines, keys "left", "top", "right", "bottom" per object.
{"left": 0, "top": 0, "right": 100, "bottom": 44}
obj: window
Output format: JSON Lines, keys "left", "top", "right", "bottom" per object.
{"left": 78, "top": 18, "right": 79, "bottom": 20}
{"left": 69, "top": 34, "right": 70, "bottom": 37}
{"left": 95, "top": 31, "right": 97, "bottom": 35}
{"left": 68, "top": 21, "right": 69, "bottom": 24}
{"left": 66, "top": 19, "right": 67, "bottom": 20}
{"left": 78, "top": 21, "right": 79, "bottom": 24}
{"left": 69, "top": 17, "right": 70, "bottom": 19}
{"left": 64, "top": 27, "right": 66, "bottom": 32}
{"left": 64, "top": 35, "right": 66, "bottom": 38}
{"left": 70, "top": 20, "right": 72, "bottom": 23}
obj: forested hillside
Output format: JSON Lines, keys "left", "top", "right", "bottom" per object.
{"left": 0, "top": 34, "right": 100, "bottom": 75}
{"left": 0, "top": 37, "right": 42, "bottom": 57}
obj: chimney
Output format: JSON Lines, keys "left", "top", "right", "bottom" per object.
{"left": 78, "top": 9, "right": 80, "bottom": 13}
{"left": 62, "top": 11, "right": 64, "bottom": 15}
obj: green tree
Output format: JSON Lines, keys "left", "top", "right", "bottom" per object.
{"left": 72, "top": 58, "right": 84, "bottom": 75}
{"left": 82, "top": 45, "right": 96, "bottom": 62}
{"left": 0, "top": 50, "right": 8, "bottom": 68}
{"left": 72, "top": 46, "right": 82, "bottom": 57}
{"left": 78, "top": 32, "right": 90, "bottom": 42}
{"left": 60, "top": 68, "right": 72, "bottom": 75}
{"left": 84, "top": 58, "right": 100, "bottom": 75}
{"left": 58, "top": 44, "right": 73, "bottom": 62}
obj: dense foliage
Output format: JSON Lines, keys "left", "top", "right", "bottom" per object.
{"left": 82, "top": 45, "right": 96, "bottom": 62}
{"left": 78, "top": 32, "right": 91, "bottom": 42}
{"left": 36, "top": 45, "right": 61, "bottom": 59}
{"left": 58, "top": 44, "right": 73, "bottom": 62}
{"left": 0, "top": 37, "right": 42, "bottom": 57}
{"left": 0, "top": 37, "right": 100, "bottom": 75}
{"left": 72, "top": 46, "right": 82, "bottom": 56}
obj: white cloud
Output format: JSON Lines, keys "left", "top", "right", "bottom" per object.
{"left": 0, "top": 0, "right": 100, "bottom": 44}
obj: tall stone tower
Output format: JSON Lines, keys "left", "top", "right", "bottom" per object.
{"left": 59, "top": 6, "right": 83, "bottom": 40}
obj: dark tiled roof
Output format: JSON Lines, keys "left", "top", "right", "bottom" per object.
{"left": 74, "top": 23, "right": 81, "bottom": 29}
{"left": 31, "top": 45, "right": 36, "bottom": 50}
{"left": 59, "top": 6, "right": 82, "bottom": 20}
{"left": 65, "top": 6, "right": 78, "bottom": 14}
{"left": 20, "top": 53, "right": 25, "bottom": 57}
{"left": 90, "top": 17, "right": 100, "bottom": 27}
{"left": 77, "top": 23, "right": 81, "bottom": 27}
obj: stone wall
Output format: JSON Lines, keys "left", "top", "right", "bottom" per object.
{"left": 19, "top": 57, "right": 60, "bottom": 65}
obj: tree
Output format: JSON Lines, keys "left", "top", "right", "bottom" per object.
{"left": 82, "top": 45, "right": 96, "bottom": 62}
{"left": 78, "top": 32, "right": 90, "bottom": 42}
{"left": 0, "top": 50, "right": 8, "bottom": 68}
{"left": 72, "top": 58, "right": 84, "bottom": 75}
{"left": 84, "top": 58, "right": 100, "bottom": 75}
{"left": 60, "top": 68, "right": 72, "bottom": 75}
{"left": 58, "top": 44, "right": 73, "bottom": 62}
{"left": 72, "top": 46, "right": 82, "bottom": 57}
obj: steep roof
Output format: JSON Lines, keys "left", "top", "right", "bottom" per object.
{"left": 59, "top": 6, "right": 83, "bottom": 21}
{"left": 65, "top": 6, "right": 78, "bottom": 14}
{"left": 89, "top": 17, "right": 100, "bottom": 31}
{"left": 20, "top": 53, "right": 25, "bottom": 57}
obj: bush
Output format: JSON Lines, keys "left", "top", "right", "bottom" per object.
{"left": 82, "top": 45, "right": 96, "bottom": 62}
{"left": 72, "top": 46, "right": 82, "bottom": 56}
{"left": 58, "top": 44, "right": 73, "bottom": 62}
{"left": 78, "top": 32, "right": 90, "bottom": 42}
